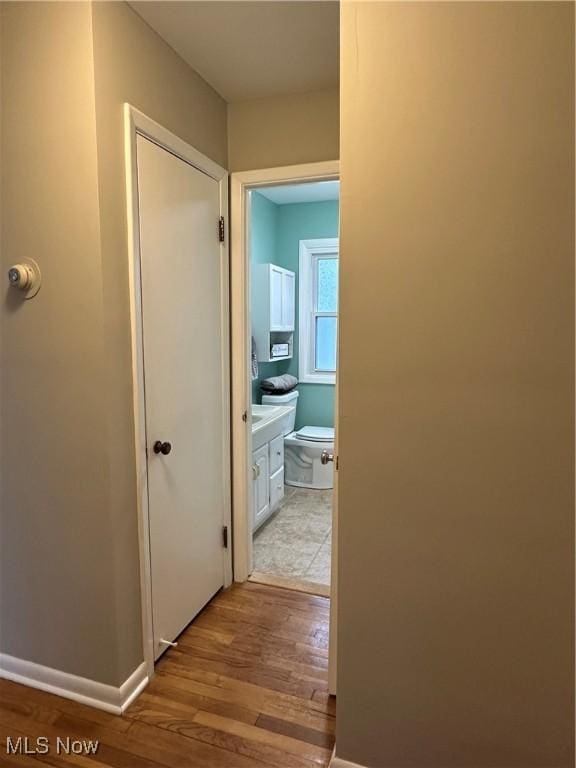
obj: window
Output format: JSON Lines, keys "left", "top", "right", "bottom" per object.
{"left": 299, "top": 238, "right": 339, "bottom": 384}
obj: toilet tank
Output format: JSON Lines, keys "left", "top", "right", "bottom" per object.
{"left": 261, "top": 390, "right": 298, "bottom": 435}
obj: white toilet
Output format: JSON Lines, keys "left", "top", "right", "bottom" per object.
{"left": 261, "top": 390, "right": 334, "bottom": 490}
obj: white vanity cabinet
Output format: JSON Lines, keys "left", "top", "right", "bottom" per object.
{"left": 252, "top": 431, "right": 285, "bottom": 531}
{"left": 253, "top": 263, "right": 296, "bottom": 362}
{"left": 252, "top": 444, "right": 270, "bottom": 530}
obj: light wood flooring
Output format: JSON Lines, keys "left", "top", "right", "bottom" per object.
{"left": 0, "top": 582, "right": 335, "bottom": 767}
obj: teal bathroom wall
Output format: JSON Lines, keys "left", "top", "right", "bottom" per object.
{"left": 250, "top": 192, "right": 290, "bottom": 403}
{"left": 250, "top": 192, "right": 339, "bottom": 429}
{"left": 276, "top": 200, "right": 339, "bottom": 429}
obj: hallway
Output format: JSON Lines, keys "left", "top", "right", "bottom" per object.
{"left": 0, "top": 583, "right": 335, "bottom": 767}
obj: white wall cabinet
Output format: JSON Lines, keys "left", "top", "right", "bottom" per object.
{"left": 252, "top": 431, "right": 285, "bottom": 532}
{"left": 269, "top": 266, "right": 284, "bottom": 330}
{"left": 281, "top": 269, "right": 295, "bottom": 331}
{"left": 253, "top": 263, "right": 296, "bottom": 362}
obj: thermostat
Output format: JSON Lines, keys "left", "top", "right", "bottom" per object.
{"left": 8, "top": 258, "right": 41, "bottom": 299}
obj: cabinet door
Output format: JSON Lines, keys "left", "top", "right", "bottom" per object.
{"left": 269, "top": 434, "right": 284, "bottom": 475}
{"left": 270, "top": 467, "right": 285, "bottom": 509}
{"left": 252, "top": 445, "right": 270, "bottom": 529}
{"left": 282, "top": 270, "right": 295, "bottom": 330}
{"left": 269, "top": 266, "right": 284, "bottom": 331}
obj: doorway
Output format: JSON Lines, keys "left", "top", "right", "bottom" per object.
{"left": 125, "top": 106, "right": 232, "bottom": 673}
{"left": 249, "top": 189, "right": 339, "bottom": 591}
{"left": 231, "top": 161, "right": 339, "bottom": 616}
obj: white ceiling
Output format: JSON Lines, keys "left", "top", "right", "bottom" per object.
{"left": 129, "top": 1, "right": 339, "bottom": 103}
{"left": 256, "top": 180, "right": 339, "bottom": 205}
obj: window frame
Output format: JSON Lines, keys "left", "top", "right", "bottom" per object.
{"left": 298, "top": 238, "right": 339, "bottom": 385}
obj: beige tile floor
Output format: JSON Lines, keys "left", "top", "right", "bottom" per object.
{"left": 252, "top": 486, "right": 332, "bottom": 585}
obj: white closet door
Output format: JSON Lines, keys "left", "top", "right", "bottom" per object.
{"left": 137, "top": 134, "right": 227, "bottom": 660}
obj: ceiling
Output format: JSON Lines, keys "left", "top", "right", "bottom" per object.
{"left": 129, "top": 1, "right": 339, "bottom": 103}
{"left": 256, "top": 180, "right": 339, "bottom": 205}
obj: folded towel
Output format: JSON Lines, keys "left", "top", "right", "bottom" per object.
{"left": 260, "top": 374, "right": 298, "bottom": 393}
{"left": 251, "top": 337, "right": 259, "bottom": 382}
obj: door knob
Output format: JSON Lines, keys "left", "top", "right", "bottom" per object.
{"left": 321, "top": 450, "right": 334, "bottom": 465}
{"left": 154, "top": 441, "right": 172, "bottom": 456}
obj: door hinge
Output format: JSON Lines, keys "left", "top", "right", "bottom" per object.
{"left": 336, "top": 455, "right": 339, "bottom": 470}
{"left": 242, "top": 410, "right": 248, "bottom": 423}
{"left": 218, "top": 216, "right": 225, "bottom": 243}
{"left": 222, "top": 525, "right": 229, "bottom": 549}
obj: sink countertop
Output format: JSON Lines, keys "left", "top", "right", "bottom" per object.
{"left": 251, "top": 404, "right": 294, "bottom": 450}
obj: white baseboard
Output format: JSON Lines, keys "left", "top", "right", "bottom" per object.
{"left": 330, "top": 748, "right": 369, "bottom": 768}
{"left": 0, "top": 653, "right": 148, "bottom": 714}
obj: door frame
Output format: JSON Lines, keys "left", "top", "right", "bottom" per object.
{"left": 124, "top": 104, "right": 232, "bottom": 678}
{"left": 230, "top": 161, "right": 339, "bottom": 693}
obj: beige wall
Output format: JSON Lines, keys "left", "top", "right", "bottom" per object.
{"left": 0, "top": 1, "right": 228, "bottom": 686}
{"left": 337, "top": 2, "right": 574, "bottom": 766}
{"left": 0, "top": 1, "right": 118, "bottom": 683}
{"left": 227, "top": 87, "right": 339, "bottom": 171}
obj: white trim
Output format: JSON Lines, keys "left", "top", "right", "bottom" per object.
{"left": 125, "top": 107, "right": 226, "bottom": 183}
{"left": 328, "top": 372, "right": 340, "bottom": 695}
{"left": 300, "top": 375, "right": 336, "bottom": 384}
{"left": 230, "top": 172, "right": 254, "bottom": 584}
{"left": 329, "top": 751, "right": 369, "bottom": 768}
{"left": 124, "top": 104, "right": 232, "bottom": 680}
{"left": 0, "top": 655, "right": 148, "bottom": 715}
{"left": 298, "top": 238, "right": 339, "bottom": 385}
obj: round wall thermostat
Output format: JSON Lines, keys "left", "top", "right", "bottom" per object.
{"left": 8, "top": 259, "right": 41, "bottom": 299}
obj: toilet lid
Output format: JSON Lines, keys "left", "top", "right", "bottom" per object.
{"left": 295, "top": 426, "right": 334, "bottom": 442}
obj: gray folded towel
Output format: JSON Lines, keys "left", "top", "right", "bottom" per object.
{"left": 260, "top": 374, "right": 298, "bottom": 393}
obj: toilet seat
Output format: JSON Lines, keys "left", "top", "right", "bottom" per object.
{"left": 295, "top": 426, "right": 334, "bottom": 443}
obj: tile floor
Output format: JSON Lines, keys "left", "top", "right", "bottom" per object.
{"left": 252, "top": 486, "right": 332, "bottom": 585}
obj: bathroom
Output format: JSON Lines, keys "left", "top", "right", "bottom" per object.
{"left": 249, "top": 180, "right": 339, "bottom": 591}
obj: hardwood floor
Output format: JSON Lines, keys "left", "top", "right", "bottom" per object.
{"left": 0, "top": 582, "right": 335, "bottom": 767}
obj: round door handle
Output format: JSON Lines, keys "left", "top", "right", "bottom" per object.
{"left": 154, "top": 441, "right": 172, "bottom": 456}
